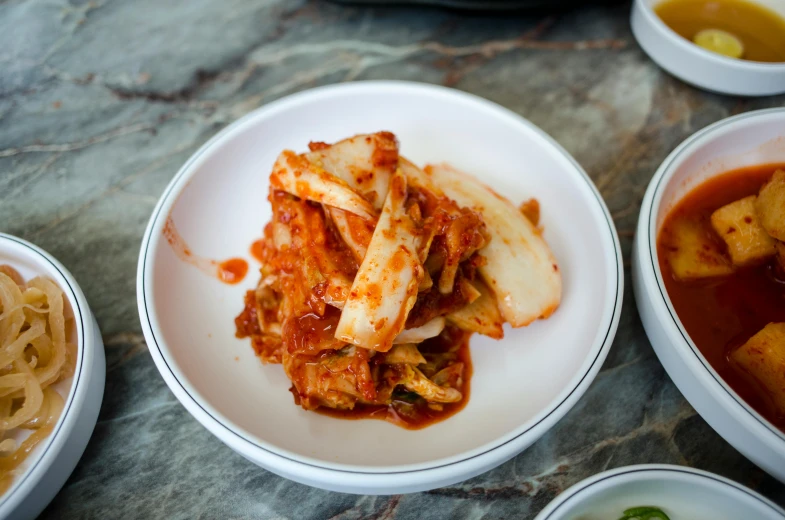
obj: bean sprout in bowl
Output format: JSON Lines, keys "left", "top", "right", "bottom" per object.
{"left": 137, "top": 81, "right": 623, "bottom": 494}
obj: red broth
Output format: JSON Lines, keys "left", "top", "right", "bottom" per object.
{"left": 657, "top": 163, "right": 785, "bottom": 431}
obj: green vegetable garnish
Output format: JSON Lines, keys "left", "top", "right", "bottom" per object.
{"left": 392, "top": 390, "right": 421, "bottom": 403}
{"left": 618, "top": 506, "right": 670, "bottom": 520}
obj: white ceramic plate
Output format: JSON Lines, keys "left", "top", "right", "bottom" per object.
{"left": 535, "top": 464, "right": 785, "bottom": 520}
{"left": 0, "top": 233, "right": 105, "bottom": 520}
{"left": 632, "top": 108, "right": 785, "bottom": 483}
{"left": 137, "top": 81, "right": 623, "bottom": 494}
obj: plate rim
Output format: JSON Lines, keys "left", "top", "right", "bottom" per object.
{"left": 136, "top": 80, "right": 624, "bottom": 477}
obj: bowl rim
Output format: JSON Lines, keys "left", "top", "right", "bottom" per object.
{"left": 0, "top": 233, "right": 88, "bottom": 514}
{"left": 535, "top": 464, "right": 785, "bottom": 519}
{"left": 643, "top": 108, "right": 785, "bottom": 445}
{"left": 634, "top": 0, "right": 785, "bottom": 71}
{"left": 136, "top": 80, "right": 624, "bottom": 476}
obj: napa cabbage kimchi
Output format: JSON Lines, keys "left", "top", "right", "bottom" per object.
{"left": 235, "top": 132, "right": 561, "bottom": 428}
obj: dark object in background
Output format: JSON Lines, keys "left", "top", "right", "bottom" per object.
{"left": 328, "top": 0, "right": 621, "bottom": 10}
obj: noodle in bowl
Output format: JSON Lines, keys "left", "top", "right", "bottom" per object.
{"left": 0, "top": 265, "right": 76, "bottom": 494}
{"left": 0, "top": 233, "right": 105, "bottom": 520}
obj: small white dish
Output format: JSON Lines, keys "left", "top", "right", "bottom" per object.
{"left": 631, "top": 0, "right": 785, "bottom": 96}
{"left": 632, "top": 108, "right": 785, "bottom": 482}
{"left": 137, "top": 80, "right": 623, "bottom": 494}
{"left": 534, "top": 464, "right": 785, "bottom": 520}
{"left": 0, "top": 233, "right": 105, "bottom": 520}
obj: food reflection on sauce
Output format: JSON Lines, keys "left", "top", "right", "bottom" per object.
{"left": 163, "top": 217, "right": 249, "bottom": 285}
{"left": 657, "top": 163, "right": 785, "bottom": 431}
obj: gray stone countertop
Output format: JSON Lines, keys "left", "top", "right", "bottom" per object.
{"left": 1, "top": 0, "right": 784, "bottom": 518}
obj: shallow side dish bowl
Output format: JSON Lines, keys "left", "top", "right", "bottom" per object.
{"left": 137, "top": 81, "right": 623, "bottom": 494}
{"left": 631, "top": 0, "right": 785, "bottom": 96}
{"left": 0, "top": 233, "right": 105, "bottom": 520}
{"left": 632, "top": 108, "right": 785, "bottom": 482}
{"left": 534, "top": 464, "right": 785, "bottom": 519}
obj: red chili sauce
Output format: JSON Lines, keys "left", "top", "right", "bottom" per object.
{"left": 314, "top": 327, "right": 473, "bottom": 430}
{"left": 217, "top": 258, "right": 248, "bottom": 284}
{"left": 163, "top": 216, "right": 249, "bottom": 285}
{"left": 250, "top": 239, "right": 266, "bottom": 263}
{"left": 657, "top": 163, "right": 785, "bottom": 431}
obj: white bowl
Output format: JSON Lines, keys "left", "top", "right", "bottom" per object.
{"left": 632, "top": 108, "right": 785, "bottom": 482}
{"left": 0, "top": 233, "right": 105, "bottom": 520}
{"left": 534, "top": 464, "right": 785, "bottom": 520}
{"left": 631, "top": 0, "right": 785, "bottom": 96}
{"left": 137, "top": 81, "right": 623, "bottom": 494}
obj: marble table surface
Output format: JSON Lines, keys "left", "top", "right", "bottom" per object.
{"left": 2, "top": 0, "right": 784, "bottom": 518}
